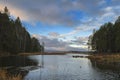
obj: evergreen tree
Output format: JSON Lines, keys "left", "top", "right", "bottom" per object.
{"left": 0, "top": 7, "right": 43, "bottom": 55}
{"left": 4, "top": 6, "right": 10, "bottom": 16}
{"left": 90, "top": 16, "right": 120, "bottom": 53}
{"left": 31, "top": 37, "right": 42, "bottom": 52}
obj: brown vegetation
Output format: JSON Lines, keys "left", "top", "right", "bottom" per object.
{"left": 88, "top": 54, "right": 120, "bottom": 63}
{"left": 88, "top": 54, "right": 120, "bottom": 70}
{"left": 0, "top": 69, "right": 22, "bottom": 80}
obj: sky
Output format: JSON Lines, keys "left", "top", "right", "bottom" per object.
{"left": 0, "top": 0, "right": 120, "bottom": 51}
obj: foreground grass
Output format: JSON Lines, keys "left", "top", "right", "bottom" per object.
{"left": 0, "top": 69, "right": 22, "bottom": 80}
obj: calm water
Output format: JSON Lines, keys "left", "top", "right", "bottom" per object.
{"left": 24, "top": 53, "right": 119, "bottom": 80}
{"left": 0, "top": 53, "right": 119, "bottom": 80}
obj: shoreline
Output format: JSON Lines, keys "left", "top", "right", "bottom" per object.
{"left": 0, "top": 52, "right": 67, "bottom": 57}
{"left": 87, "top": 53, "right": 120, "bottom": 70}
{"left": 0, "top": 52, "right": 91, "bottom": 57}
{"left": 19, "top": 52, "right": 67, "bottom": 56}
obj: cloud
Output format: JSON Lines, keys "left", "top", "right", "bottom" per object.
{"left": 1, "top": 0, "right": 80, "bottom": 26}
{"left": 1, "top": 0, "right": 120, "bottom": 51}
{"left": 33, "top": 34, "right": 67, "bottom": 47}
{"left": 47, "top": 24, "right": 97, "bottom": 40}
{"left": 0, "top": 0, "right": 115, "bottom": 26}
{"left": 71, "top": 37, "right": 88, "bottom": 45}
{"left": 98, "top": 5, "right": 120, "bottom": 23}
{"left": 0, "top": 0, "right": 119, "bottom": 28}
{"left": 48, "top": 32, "right": 60, "bottom": 38}
{"left": 69, "top": 37, "right": 88, "bottom": 50}
{"left": 32, "top": 34, "right": 88, "bottom": 51}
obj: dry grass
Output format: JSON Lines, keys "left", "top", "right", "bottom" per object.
{"left": 88, "top": 54, "right": 120, "bottom": 70}
{"left": 0, "top": 69, "right": 22, "bottom": 80}
{"left": 19, "top": 52, "right": 42, "bottom": 56}
{"left": 88, "top": 54, "right": 120, "bottom": 63}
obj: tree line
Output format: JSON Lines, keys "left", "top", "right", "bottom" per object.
{"left": 88, "top": 16, "right": 120, "bottom": 53}
{"left": 0, "top": 7, "right": 43, "bottom": 55}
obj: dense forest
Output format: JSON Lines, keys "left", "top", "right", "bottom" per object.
{"left": 88, "top": 16, "right": 120, "bottom": 53}
{"left": 0, "top": 7, "right": 43, "bottom": 55}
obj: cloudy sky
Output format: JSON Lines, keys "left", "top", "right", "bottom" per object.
{"left": 0, "top": 0, "right": 120, "bottom": 51}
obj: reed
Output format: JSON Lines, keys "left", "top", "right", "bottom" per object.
{"left": 88, "top": 54, "right": 120, "bottom": 63}
{"left": 0, "top": 69, "right": 22, "bottom": 80}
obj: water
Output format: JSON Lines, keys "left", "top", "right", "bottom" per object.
{"left": 24, "top": 54, "right": 119, "bottom": 80}
{"left": 0, "top": 53, "right": 120, "bottom": 80}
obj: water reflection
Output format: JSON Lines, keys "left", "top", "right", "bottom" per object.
{"left": 0, "top": 56, "right": 38, "bottom": 67}
{"left": 0, "top": 54, "right": 120, "bottom": 80}
{"left": 0, "top": 56, "right": 39, "bottom": 78}
{"left": 25, "top": 54, "right": 120, "bottom": 80}
{"left": 90, "top": 59, "right": 120, "bottom": 71}
{"left": 89, "top": 58, "right": 120, "bottom": 80}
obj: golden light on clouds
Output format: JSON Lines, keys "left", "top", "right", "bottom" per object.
{"left": 0, "top": 4, "right": 29, "bottom": 21}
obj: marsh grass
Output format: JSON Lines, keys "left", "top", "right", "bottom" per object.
{"left": 88, "top": 54, "right": 120, "bottom": 70}
{"left": 0, "top": 69, "right": 22, "bottom": 80}
{"left": 88, "top": 54, "right": 120, "bottom": 63}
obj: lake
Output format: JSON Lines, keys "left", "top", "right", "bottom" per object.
{"left": 0, "top": 53, "right": 120, "bottom": 80}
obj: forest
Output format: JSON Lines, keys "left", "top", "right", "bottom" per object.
{"left": 89, "top": 16, "right": 120, "bottom": 53}
{"left": 0, "top": 7, "right": 43, "bottom": 55}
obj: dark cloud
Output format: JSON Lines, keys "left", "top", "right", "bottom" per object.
{"left": 0, "top": 0, "right": 115, "bottom": 26}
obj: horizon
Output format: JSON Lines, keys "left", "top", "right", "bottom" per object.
{"left": 0, "top": 0, "right": 120, "bottom": 51}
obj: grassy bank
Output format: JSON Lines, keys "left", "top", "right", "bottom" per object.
{"left": 88, "top": 54, "right": 120, "bottom": 63}
{"left": 88, "top": 54, "right": 120, "bottom": 70}
{"left": 0, "top": 69, "right": 22, "bottom": 80}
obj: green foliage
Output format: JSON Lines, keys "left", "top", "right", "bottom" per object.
{"left": 89, "top": 16, "right": 120, "bottom": 53}
{"left": 0, "top": 7, "right": 43, "bottom": 55}
{"left": 31, "top": 37, "right": 42, "bottom": 52}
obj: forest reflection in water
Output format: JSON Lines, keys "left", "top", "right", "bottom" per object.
{"left": 0, "top": 54, "right": 120, "bottom": 80}
{"left": 0, "top": 56, "right": 39, "bottom": 77}
{"left": 89, "top": 58, "right": 120, "bottom": 79}
{"left": 25, "top": 54, "right": 120, "bottom": 80}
